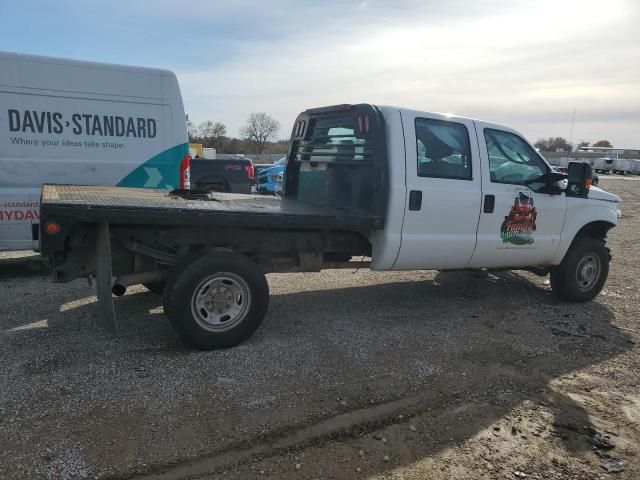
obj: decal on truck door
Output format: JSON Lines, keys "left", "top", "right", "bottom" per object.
{"left": 500, "top": 191, "right": 537, "bottom": 246}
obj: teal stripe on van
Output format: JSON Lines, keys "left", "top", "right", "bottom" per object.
{"left": 117, "top": 143, "right": 189, "bottom": 189}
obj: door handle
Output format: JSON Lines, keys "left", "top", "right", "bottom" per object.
{"left": 409, "top": 190, "right": 422, "bottom": 211}
{"left": 484, "top": 194, "right": 495, "bottom": 213}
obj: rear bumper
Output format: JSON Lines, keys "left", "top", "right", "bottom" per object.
{"left": 230, "top": 183, "right": 252, "bottom": 194}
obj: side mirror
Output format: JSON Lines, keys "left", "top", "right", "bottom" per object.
{"left": 567, "top": 161, "right": 592, "bottom": 197}
{"left": 546, "top": 170, "right": 567, "bottom": 195}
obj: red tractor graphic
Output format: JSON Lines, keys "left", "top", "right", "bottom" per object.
{"left": 500, "top": 192, "right": 537, "bottom": 245}
{"left": 508, "top": 193, "right": 537, "bottom": 225}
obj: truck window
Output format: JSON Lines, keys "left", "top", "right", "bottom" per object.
{"left": 484, "top": 129, "right": 547, "bottom": 187}
{"left": 415, "top": 118, "right": 472, "bottom": 180}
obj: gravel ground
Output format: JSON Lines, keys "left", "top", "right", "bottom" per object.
{"left": 1, "top": 176, "right": 639, "bottom": 480}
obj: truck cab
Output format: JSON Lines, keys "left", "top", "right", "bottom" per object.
{"left": 286, "top": 104, "right": 619, "bottom": 275}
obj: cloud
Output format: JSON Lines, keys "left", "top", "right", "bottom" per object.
{"left": 177, "top": 0, "right": 639, "bottom": 146}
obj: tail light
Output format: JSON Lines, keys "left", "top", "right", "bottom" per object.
{"left": 356, "top": 114, "right": 371, "bottom": 135}
{"left": 294, "top": 120, "right": 306, "bottom": 138}
{"left": 244, "top": 164, "right": 254, "bottom": 179}
{"left": 44, "top": 222, "right": 60, "bottom": 235}
{"left": 179, "top": 154, "right": 191, "bottom": 189}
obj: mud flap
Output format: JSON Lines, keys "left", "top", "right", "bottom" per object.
{"left": 96, "top": 222, "right": 117, "bottom": 333}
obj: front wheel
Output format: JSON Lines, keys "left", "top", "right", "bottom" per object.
{"left": 163, "top": 252, "right": 269, "bottom": 349}
{"left": 550, "top": 237, "right": 609, "bottom": 302}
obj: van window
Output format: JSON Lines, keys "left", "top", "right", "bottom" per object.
{"left": 484, "top": 129, "right": 547, "bottom": 187}
{"left": 415, "top": 118, "right": 472, "bottom": 180}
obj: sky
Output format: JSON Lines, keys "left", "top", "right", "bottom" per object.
{"left": 1, "top": 0, "right": 639, "bottom": 146}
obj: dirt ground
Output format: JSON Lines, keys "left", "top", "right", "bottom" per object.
{"left": 1, "top": 176, "right": 639, "bottom": 480}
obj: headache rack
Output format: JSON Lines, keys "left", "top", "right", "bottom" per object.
{"left": 284, "top": 104, "right": 388, "bottom": 222}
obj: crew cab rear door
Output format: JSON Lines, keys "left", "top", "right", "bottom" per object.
{"left": 393, "top": 111, "right": 482, "bottom": 269}
{"left": 467, "top": 122, "right": 567, "bottom": 268}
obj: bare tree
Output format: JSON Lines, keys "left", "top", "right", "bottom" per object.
{"left": 198, "top": 121, "right": 227, "bottom": 148}
{"left": 240, "top": 113, "right": 280, "bottom": 155}
{"left": 533, "top": 137, "right": 573, "bottom": 152}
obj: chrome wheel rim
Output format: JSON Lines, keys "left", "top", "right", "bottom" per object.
{"left": 575, "top": 254, "right": 601, "bottom": 292}
{"left": 191, "top": 273, "right": 251, "bottom": 332}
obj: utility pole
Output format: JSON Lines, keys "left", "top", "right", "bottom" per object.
{"left": 568, "top": 107, "right": 576, "bottom": 156}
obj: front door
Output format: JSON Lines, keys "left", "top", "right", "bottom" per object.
{"left": 468, "top": 124, "right": 567, "bottom": 268}
{"left": 394, "top": 112, "right": 482, "bottom": 269}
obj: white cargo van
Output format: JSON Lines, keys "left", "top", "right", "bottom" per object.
{"left": 0, "top": 51, "right": 189, "bottom": 251}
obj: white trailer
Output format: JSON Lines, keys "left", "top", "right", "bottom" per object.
{"left": 612, "top": 158, "right": 631, "bottom": 174}
{"left": 203, "top": 148, "right": 217, "bottom": 159}
{"left": 593, "top": 158, "right": 614, "bottom": 173}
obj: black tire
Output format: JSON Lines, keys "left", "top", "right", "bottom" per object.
{"left": 163, "top": 251, "right": 269, "bottom": 349}
{"left": 143, "top": 281, "right": 165, "bottom": 294}
{"left": 550, "top": 237, "right": 609, "bottom": 302}
{"left": 592, "top": 178, "right": 599, "bottom": 186}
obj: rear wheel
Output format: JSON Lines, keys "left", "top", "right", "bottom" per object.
{"left": 550, "top": 237, "right": 609, "bottom": 302}
{"left": 163, "top": 252, "right": 269, "bottom": 349}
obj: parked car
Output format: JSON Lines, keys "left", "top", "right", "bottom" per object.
{"left": 274, "top": 170, "right": 284, "bottom": 196}
{"left": 40, "top": 103, "right": 620, "bottom": 349}
{"left": 256, "top": 157, "right": 286, "bottom": 195}
{"left": 254, "top": 163, "right": 276, "bottom": 183}
{"left": 190, "top": 158, "right": 254, "bottom": 194}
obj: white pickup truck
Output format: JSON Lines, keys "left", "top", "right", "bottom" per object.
{"left": 39, "top": 104, "right": 620, "bottom": 349}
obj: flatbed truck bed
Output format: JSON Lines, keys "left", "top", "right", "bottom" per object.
{"left": 40, "top": 183, "right": 378, "bottom": 342}
{"left": 40, "top": 185, "right": 380, "bottom": 230}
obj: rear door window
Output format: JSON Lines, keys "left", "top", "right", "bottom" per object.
{"left": 415, "top": 118, "right": 472, "bottom": 180}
